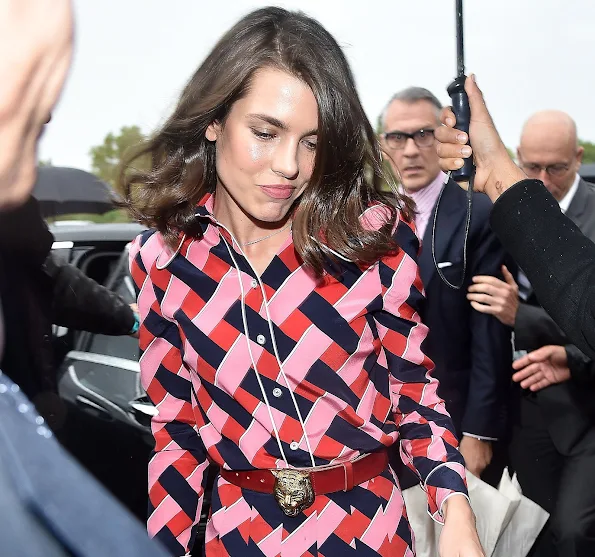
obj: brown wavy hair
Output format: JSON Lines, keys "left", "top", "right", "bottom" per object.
{"left": 119, "top": 7, "right": 413, "bottom": 276}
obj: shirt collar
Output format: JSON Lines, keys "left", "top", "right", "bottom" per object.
{"left": 195, "top": 192, "right": 217, "bottom": 221}
{"left": 410, "top": 171, "right": 446, "bottom": 201}
{"left": 405, "top": 171, "right": 446, "bottom": 203}
{"left": 558, "top": 173, "right": 580, "bottom": 213}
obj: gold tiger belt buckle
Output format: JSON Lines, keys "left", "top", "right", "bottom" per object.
{"left": 271, "top": 469, "right": 315, "bottom": 516}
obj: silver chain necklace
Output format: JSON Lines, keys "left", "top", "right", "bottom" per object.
{"left": 241, "top": 222, "right": 292, "bottom": 247}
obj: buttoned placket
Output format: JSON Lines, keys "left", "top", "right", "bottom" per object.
{"left": 211, "top": 217, "right": 316, "bottom": 468}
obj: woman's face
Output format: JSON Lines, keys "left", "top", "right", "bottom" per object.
{"left": 207, "top": 67, "right": 318, "bottom": 225}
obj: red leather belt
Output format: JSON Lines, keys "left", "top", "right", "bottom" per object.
{"left": 220, "top": 449, "right": 388, "bottom": 517}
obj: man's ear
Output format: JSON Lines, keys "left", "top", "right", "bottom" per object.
{"left": 577, "top": 145, "right": 585, "bottom": 165}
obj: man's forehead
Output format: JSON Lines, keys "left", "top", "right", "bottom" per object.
{"left": 520, "top": 137, "right": 575, "bottom": 161}
{"left": 384, "top": 100, "right": 439, "bottom": 130}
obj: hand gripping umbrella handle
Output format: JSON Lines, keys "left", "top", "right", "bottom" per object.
{"left": 447, "top": 75, "right": 474, "bottom": 187}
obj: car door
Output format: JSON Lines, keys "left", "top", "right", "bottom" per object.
{"left": 56, "top": 248, "right": 154, "bottom": 520}
{"left": 58, "top": 248, "right": 154, "bottom": 438}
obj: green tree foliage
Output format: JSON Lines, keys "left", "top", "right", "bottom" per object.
{"left": 579, "top": 140, "right": 595, "bottom": 164}
{"left": 38, "top": 158, "right": 53, "bottom": 167}
{"left": 89, "top": 125, "right": 149, "bottom": 188}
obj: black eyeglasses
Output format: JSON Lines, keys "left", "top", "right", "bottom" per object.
{"left": 520, "top": 162, "right": 571, "bottom": 178}
{"left": 380, "top": 129, "right": 435, "bottom": 150}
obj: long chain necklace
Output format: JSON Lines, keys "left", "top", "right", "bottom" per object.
{"left": 241, "top": 222, "right": 292, "bottom": 247}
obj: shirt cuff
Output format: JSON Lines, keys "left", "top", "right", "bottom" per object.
{"left": 430, "top": 492, "right": 472, "bottom": 524}
{"left": 423, "top": 461, "right": 468, "bottom": 524}
{"left": 462, "top": 432, "right": 498, "bottom": 442}
{"left": 129, "top": 311, "right": 140, "bottom": 335}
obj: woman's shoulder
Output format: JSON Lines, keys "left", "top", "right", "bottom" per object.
{"left": 129, "top": 228, "right": 172, "bottom": 276}
{"left": 359, "top": 202, "right": 419, "bottom": 265}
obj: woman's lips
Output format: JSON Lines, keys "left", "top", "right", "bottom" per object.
{"left": 260, "top": 185, "right": 295, "bottom": 199}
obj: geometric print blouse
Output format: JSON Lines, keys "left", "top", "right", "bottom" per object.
{"left": 130, "top": 194, "right": 468, "bottom": 554}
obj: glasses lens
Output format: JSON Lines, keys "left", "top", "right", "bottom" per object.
{"left": 384, "top": 132, "right": 406, "bottom": 150}
{"left": 522, "top": 164, "right": 542, "bottom": 177}
{"left": 414, "top": 129, "right": 434, "bottom": 147}
{"left": 548, "top": 164, "right": 569, "bottom": 177}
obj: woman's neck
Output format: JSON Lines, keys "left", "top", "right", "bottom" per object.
{"left": 212, "top": 188, "right": 291, "bottom": 246}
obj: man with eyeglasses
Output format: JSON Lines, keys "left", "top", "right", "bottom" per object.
{"left": 469, "top": 110, "right": 595, "bottom": 556}
{"left": 379, "top": 87, "right": 512, "bottom": 490}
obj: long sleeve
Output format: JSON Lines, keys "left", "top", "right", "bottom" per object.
{"left": 565, "top": 344, "right": 595, "bottom": 385}
{"left": 491, "top": 179, "right": 595, "bottom": 360}
{"left": 463, "top": 205, "right": 511, "bottom": 439}
{"left": 376, "top": 217, "right": 468, "bottom": 522}
{"left": 46, "top": 253, "right": 135, "bottom": 335}
{"left": 515, "top": 302, "right": 567, "bottom": 350}
{"left": 130, "top": 233, "right": 209, "bottom": 556}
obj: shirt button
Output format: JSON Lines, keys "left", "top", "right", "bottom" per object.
{"left": 256, "top": 334, "right": 266, "bottom": 345}
{"left": 272, "top": 388, "right": 282, "bottom": 398}
{"left": 251, "top": 279, "right": 258, "bottom": 288}
{"left": 290, "top": 441, "right": 299, "bottom": 451}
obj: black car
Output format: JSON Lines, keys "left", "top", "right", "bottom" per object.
{"left": 49, "top": 222, "right": 149, "bottom": 517}
{"left": 579, "top": 163, "right": 595, "bottom": 185}
{"left": 49, "top": 221, "right": 146, "bottom": 282}
{"left": 53, "top": 227, "right": 212, "bottom": 546}
{"left": 49, "top": 221, "right": 146, "bottom": 363}
{"left": 56, "top": 244, "right": 153, "bottom": 521}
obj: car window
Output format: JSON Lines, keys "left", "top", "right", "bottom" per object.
{"left": 82, "top": 252, "right": 122, "bottom": 285}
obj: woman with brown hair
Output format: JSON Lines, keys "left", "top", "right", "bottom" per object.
{"left": 121, "top": 7, "right": 483, "bottom": 557}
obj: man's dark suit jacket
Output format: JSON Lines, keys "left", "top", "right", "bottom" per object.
{"left": 418, "top": 178, "right": 512, "bottom": 438}
{"left": 492, "top": 179, "right": 595, "bottom": 361}
{"left": 398, "top": 178, "right": 512, "bottom": 489}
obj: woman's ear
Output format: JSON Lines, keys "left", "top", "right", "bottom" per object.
{"left": 206, "top": 121, "right": 221, "bottom": 142}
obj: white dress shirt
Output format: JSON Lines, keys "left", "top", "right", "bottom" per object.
{"left": 558, "top": 173, "right": 580, "bottom": 214}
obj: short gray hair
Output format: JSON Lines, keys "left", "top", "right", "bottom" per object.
{"left": 379, "top": 87, "right": 442, "bottom": 129}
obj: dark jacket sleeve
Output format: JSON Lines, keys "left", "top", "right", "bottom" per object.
{"left": 491, "top": 179, "right": 595, "bottom": 360}
{"left": 515, "top": 300, "right": 593, "bottom": 383}
{"left": 44, "top": 253, "right": 135, "bottom": 335}
{"left": 462, "top": 195, "right": 512, "bottom": 439}
{"left": 565, "top": 345, "right": 595, "bottom": 385}
{"left": 514, "top": 302, "right": 567, "bottom": 350}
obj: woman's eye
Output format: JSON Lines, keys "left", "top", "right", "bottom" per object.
{"left": 252, "top": 128, "right": 275, "bottom": 140}
{"left": 303, "top": 139, "right": 317, "bottom": 151}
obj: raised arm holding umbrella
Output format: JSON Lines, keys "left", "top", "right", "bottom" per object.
{"left": 435, "top": 75, "right": 595, "bottom": 361}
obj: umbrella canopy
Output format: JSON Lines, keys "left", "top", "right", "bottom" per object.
{"left": 32, "top": 166, "right": 115, "bottom": 217}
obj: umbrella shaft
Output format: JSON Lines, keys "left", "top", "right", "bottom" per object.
{"left": 456, "top": 0, "right": 465, "bottom": 77}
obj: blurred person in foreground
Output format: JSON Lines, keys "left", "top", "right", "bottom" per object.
{"left": 380, "top": 87, "right": 511, "bottom": 484}
{"left": 121, "top": 7, "right": 483, "bottom": 557}
{"left": 0, "top": 0, "right": 73, "bottom": 210}
{"left": 437, "top": 77, "right": 595, "bottom": 557}
{"left": 0, "top": 2, "right": 168, "bottom": 555}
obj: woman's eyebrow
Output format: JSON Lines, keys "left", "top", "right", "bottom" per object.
{"left": 248, "top": 113, "right": 317, "bottom": 136}
{"left": 248, "top": 114, "right": 287, "bottom": 130}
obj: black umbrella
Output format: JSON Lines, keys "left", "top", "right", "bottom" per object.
{"left": 32, "top": 166, "right": 115, "bottom": 217}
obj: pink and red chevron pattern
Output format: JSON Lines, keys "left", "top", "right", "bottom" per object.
{"left": 130, "top": 194, "right": 468, "bottom": 556}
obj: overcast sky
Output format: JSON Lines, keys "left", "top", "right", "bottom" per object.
{"left": 39, "top": 0, "right": 595, "bottom": 171}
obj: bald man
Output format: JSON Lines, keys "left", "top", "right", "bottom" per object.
{"left": 469, "top": 110, "right": 595, "bottom": 557}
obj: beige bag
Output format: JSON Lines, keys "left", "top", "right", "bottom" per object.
{"left": 403, "top": 468, "right": 549, "bottom": 557}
